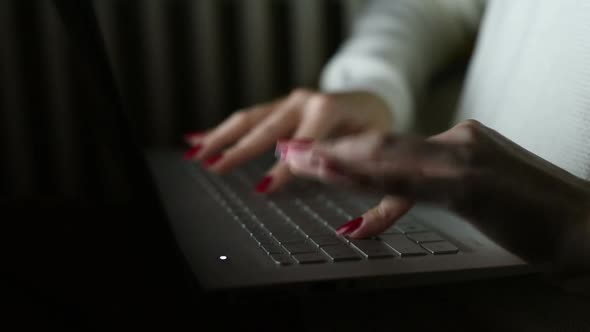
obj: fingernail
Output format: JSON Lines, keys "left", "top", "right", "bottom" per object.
{"left": 184, "top": 131, "right": 205, "bottom": 143}
{"left": 287, "top": 139, "right": 314, "bottom": 150}
{"left": 275, "top": 141, "right": 289, "bottom": 159}
{"left": 254, "top": 175, "right": 273, "bottom": 193}
{"left": 183, "top": 144, "right": 202, "bottom": 160}
{"left": 203, "top": 153, "right": 223, "bottom": 167}
{"left": 276, "top": 139, "right": 313, "bottom": 159}
{"left": 336, "top": 217, "right": 364, "bottom": 236}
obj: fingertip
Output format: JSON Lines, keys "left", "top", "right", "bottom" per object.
{"left": 346, "top": 197, "right": 414, "bottom": 238}
{"left": 183, "top": 144, "right": 202, "bottom": 160}
{"left": 254, "top": 175, "right": 273, "bottom": 193}
{"left": 336, "top": 216, "right": 364, "bottom": 236}
{"left": 184, "top": 131, "right": 206, "bottom": 145}
{"left": 259, "top": 163, "right": 292, "bottom": 194}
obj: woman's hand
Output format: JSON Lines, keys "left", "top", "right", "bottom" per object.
{"left": 279, "top": 119, "right": 590, "bottom": 273}
{"left": 183, "top": 89, "right": 392, "bottom": 193}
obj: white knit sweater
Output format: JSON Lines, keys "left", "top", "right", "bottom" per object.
{"left": 320, "top": 0, "right": 590, "bottom": 180}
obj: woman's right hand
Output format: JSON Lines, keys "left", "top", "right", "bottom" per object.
{"left": 183, "top": 88, "right": 393, "bottom": 193}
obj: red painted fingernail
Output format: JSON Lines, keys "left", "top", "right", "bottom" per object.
{"left": 184, "top": 131, "right": 205, "bottom": 143}
{"left": 275, "top": 141, "right": 289, "bottom": 158}
{"left": 203, "top": 153, "right": 223, "bottom": 167}
{"left": 183, "top": 144, "right": 202, "bottom": 160}
{"left": 336, "top": 217, "right": 364, "bottom": 236}
{"left": 255, "top": 175, "right": 273, "bottom": 193}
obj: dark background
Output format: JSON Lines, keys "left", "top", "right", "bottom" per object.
{"left": 1, "top": 0, "right": 352, "bottom": 201}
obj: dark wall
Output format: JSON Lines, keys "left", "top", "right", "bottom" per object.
{"left": 0, "top": 0, "right": 351, "bottom": 199}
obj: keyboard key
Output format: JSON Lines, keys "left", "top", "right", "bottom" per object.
{"left": 292, "top": 252, "right": 328, "bottom": 264}
{"left": 307, "top": 205, "right": 348, "bottom": 228}
{"left": 382, "top": 226, "right": 402, "bottom": 234}
{"left": 263, "top": 222, "right": 296, "bottom": 234}
{"left": 260, "top": 242, "right": 284, "bottom": 254}
{"left": 282, "top": 242, "right": 317, "bottom": 254}
{"left": 421, "top": 241, "right": 459, "bottom": 255}
{"left": 252, "top": 210, "right": 283, "bottom": 223}
{"left": 309, "top": 235, "right": 345, "bottom": 247}
{"left": 269, "top": 254, "right": 294, "bottom": 266}
{"left": 406, "top": 232, "right": 444, "bottom": 243}
{"left": 321, "top": 245, "right": 362, "bottom": 262}
{"left": 239, "top": 218, "right": 259, "bottom": 229}
{"left": 272, "top": 229, "right": 307, "bottom": 244}
{"left": 296, "top": 223, "right": 333, "bottom": 236}
{"left": 380, "top": 234, "right": 428, "bottom": 256}
{"left": 248, "top": 226, "right": 269, "bottom": 239}
{"left": 350, "top": 239, "right": 396, "bottom": 259}
{"left": 394, "top": 223, "right": 429, "bottom": 234}
{"left": 252, "top": 233, "right": 275, "bottom": 245}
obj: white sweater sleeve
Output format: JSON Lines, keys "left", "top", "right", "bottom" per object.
{"left": 319, "top": 0, "right": 486, "bottom": 132}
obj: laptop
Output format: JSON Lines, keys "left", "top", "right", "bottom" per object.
{"left": 53, "top": 0, "right": 537, "bottom": 294}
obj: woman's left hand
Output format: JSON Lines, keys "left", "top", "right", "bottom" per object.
{"left": 279, "top": 119, "right": 590, "bottom": 273}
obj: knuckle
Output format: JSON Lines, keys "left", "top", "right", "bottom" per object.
{"left": 230, "top": 110, "right": 250, "bottom": 125}
{"left": 455, "top": 119, "right": 483, "bottom": 143}
{"left": 289, "top": 88, "right": 312, "bottom": 100}
{"left": 366, "top": 132, "right": 393, "bottom": 159}
{"left": 304, "top": 95, "right": 337, "bottom": 119}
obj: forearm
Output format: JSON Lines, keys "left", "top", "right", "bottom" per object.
{"left": 320, "top": 0, "right": 486, "bottom": 132}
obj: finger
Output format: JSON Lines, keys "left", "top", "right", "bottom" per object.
{"left": 256, "top": 94, "right": 346, "bottom": 190}
{"left": 335, "top": 195, "right": 414, "bottom": 238}
{"left": 208, "top": 93, "right": 309, "bottom": 173}
{"left": 194, "top": 100, "right": 280, "bottom": 160}
{"left": 290, "top": 94, "right": 343, "bottom": 140}
{"left": 253, "top": 161, "right": 292, "bottom": 194}
{"left": 283, "top": 138, "right": 466, "bottom": 188}
{"left": 183, "top": 130, "right": 207, "bottom": 146}
{"left": 283, "top": 141, "right": 467, "bottom": 207}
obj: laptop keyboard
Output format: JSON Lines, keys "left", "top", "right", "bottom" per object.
{"left": 188, "top": 161, "right": 459, "bottom": 266}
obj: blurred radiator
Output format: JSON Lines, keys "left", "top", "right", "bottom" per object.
{"left": 0, "top": 0, "right": 364, "bottom": 198}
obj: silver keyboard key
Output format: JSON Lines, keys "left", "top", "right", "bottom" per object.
{"left": 394, "top": 223, "right": 429, "bottom": 234}
{"left": 253, "top": 233, "right": 275, "bottom": 245}
{"left": 269, "top": 254, "right": 294, "bottom": 266}
{"left": 292, "top": 252, "right": 328, "bottom": 264}
{"left": 407, "top": 232, "right": 444, "bottom": 243}
{"left": 382, "top": 226, "right": 402, "bottom": 234}
{"left": 308, "top": 235, "right": 345, "bottom": 247}
{"left": 260, "top": 242, "right": 284, "bottom": 254}
{"left": 282, "top": 242, "right": 318, "bottom": 254}
{"left": 297, "top": 223, "right": 333, "bottom": 236}
{"left": 421, "top": 241, "right": 459, "bottom": 255}
{"left": 350, "top": 239, "right": 396, "bottom": 258}
{"left": 308, "top": 205, "right": 348, "bottom": 228}
{"left": 320, "top": 245, "right": 362, "bottom": 262}
{"left": 272, "top": 229, "right": 307, "bottom": 244}
{"left": 380, "top": 234, "right": 428, "bottom": 256}
{"left": 263, "top": 222, "right": 296, "bottom": 234}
